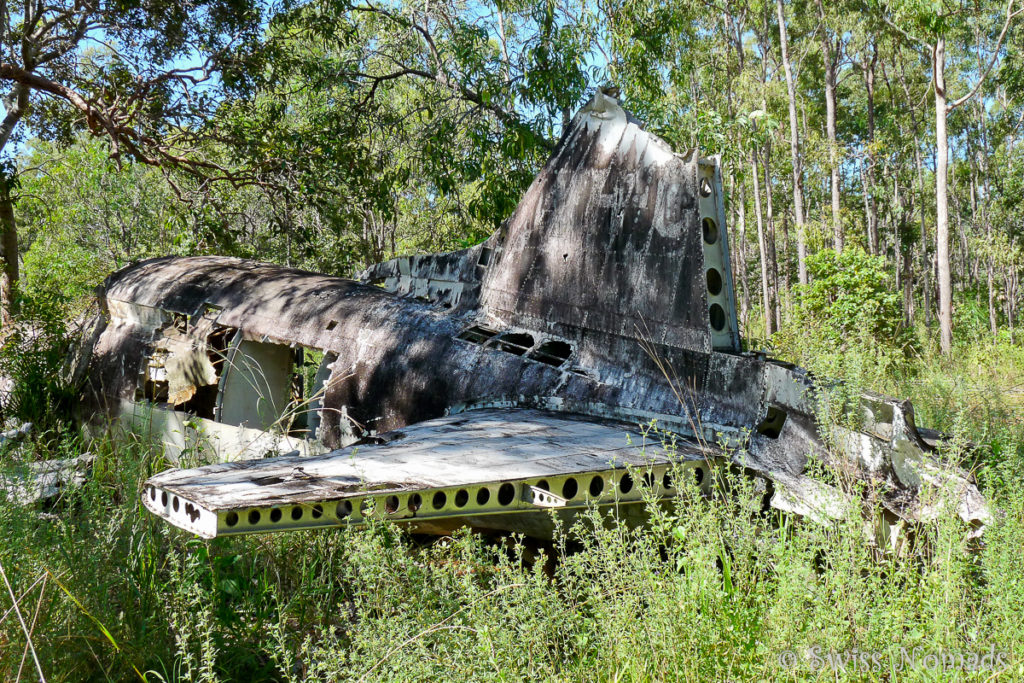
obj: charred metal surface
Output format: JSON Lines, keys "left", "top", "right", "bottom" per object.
{"left": 75, "top": 90, "right": 988, "bottom": 538}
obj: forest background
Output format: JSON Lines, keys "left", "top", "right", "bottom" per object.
{"left": 0, "top": 0, "right": 1023, "bottom": 680}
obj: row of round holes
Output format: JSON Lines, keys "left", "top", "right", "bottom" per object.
{"left": 149, "top": 487, "right": 203, "bottom": 524}
{"left": 224, "top": 503, "right": 327, "bottom": 528}
{"left": 702, "top": 215, "right": 728, "bottom": 333}
{"left": 215, "top": 466, "right": 709, "bottom": 529}
{"left": 411, "top": 467, "right": 706, "bottom": 512}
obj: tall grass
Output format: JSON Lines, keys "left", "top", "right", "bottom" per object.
{"left": 2, "top": 424, "right": 1022, "bottom": 680}
{"left": 1, "top": 320, "right": 1022, "bottom": 681}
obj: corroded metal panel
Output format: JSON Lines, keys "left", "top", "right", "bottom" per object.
{"left": 70, "top": 89, "right": 990, "bottom": 538}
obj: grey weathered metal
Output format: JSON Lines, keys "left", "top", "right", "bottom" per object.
{"left": 76, "top": 91, "right": 988, "bottom": 541}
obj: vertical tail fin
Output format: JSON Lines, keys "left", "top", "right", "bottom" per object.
{"left": 478, "top": 91, "right": 739, "bottom": 353}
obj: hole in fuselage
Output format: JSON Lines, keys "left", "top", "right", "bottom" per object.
{"left": 528, "top": 340, "right": 573, "bottom": 368}
{"left": 492, "top": 332, "right": 534, "bottom": 356}
{"left": 699, "top": 177, "right": 713, "bottom": 197}
{"left": 706, "top": 268, "right": 723, "bottom": 296}
{"left": 709, "top": 303, "right": 727, "bottom": 331}
{"left": 756, "top": 406, "right": 788, "bottom": 439}
{"left": 454, "top": 489, "right": 469, "bottom": 508}
{"left": 562, "top": 478, "right": 578, "bottom": 499}
{"left": 432, "top": 491, "right": 447, "bottom": 510}
{"left": 498, "top": 483, "right": 515, "bottom": 506}
{"left": 702, "top": 217, "right": 719, "bottom": 244}
{"left": 457, "top": 326, "right": 499, "bottom": 345}
{"left": 589, "top": 476, "right": 604, "bottom": 497}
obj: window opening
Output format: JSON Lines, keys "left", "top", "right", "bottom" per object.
{"left": 492, "top": 332, "right": 534, "bottom": 356}
{"left": 284, "top": 348, "right": 333, "bottom": 438}
{"left": 218, "top": 340, "right": 295, "bottom": 431}
{"left": 137, "top": 318, "right": 235, "bottom": 421}
{"left": 528, "top": 340, "right": 572, "bottom": 367}
{"left": 457, "top": 325, "right": 499, "bottom": 344}
{"left": 756, "top": 406, "right": 788, "bottom": 439}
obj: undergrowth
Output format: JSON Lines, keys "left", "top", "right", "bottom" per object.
{"left": 1, "top": 299, "right": 1022, "bottom": 681}
{"left": 1, "top": 410, "right": 1022, "bottom": 681}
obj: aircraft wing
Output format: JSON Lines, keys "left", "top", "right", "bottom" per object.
{"left": 143, "top": 409, "right": 722, "bottom": 539}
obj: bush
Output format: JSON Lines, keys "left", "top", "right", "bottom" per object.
{"left": 0, "top": 291, "right": 76, "bottom": 433}
{"left": 5, "top": 431, "right": 1021, "bottom": 682}
{"left": 774, "top": 247, "right": 916, "bottom": 383}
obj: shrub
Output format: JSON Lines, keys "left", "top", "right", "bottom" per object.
{"left": 774, "top": 247, "right": 916, "bottom": 383}
{"left": 0, "top": 291, "right": 76, "bottom": 433}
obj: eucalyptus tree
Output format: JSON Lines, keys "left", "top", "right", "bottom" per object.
{"left": 875, "top": 0, "right": 1023, "bottom": 354}
{"left": 0, "top": 0, "right": 270, "bottom": 320}
{"left": 204, "top": 0, "right": 602, "bottom": 272}
{"left": 776, "top": 0, "right": 808, "bottom": 284}
{"left": 815, "top": 0, "right": 846, "bottom": 252}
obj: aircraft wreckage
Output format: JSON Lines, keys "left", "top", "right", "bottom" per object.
{"left": 74, "top": 91, "right": 988, "bottom": 542}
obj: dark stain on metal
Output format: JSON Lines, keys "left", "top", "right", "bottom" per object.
{"left": 71, "top": 90, "right": 989, "bottom": 539}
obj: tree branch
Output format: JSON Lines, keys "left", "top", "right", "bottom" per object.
{"left": 948, "top": 0, "right": 1022, "bottom": 110}
{"left": 0, "top": 83, "right": 29, "bottom": 150}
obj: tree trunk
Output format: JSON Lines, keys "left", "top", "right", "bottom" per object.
{"left": 903, "top": 242, "right": 915, "bottom": 326}
{"left": 979, "top": 104, "right": 999, "bottom": 337}
{"left": 0, "top": 85, "right": 27, "bottom": 324}
{"left": 751, "top": 152, "right": 775, "bottom": 337}
{"left": 911, "top": 141, "right": 931, "bottom": 326}
{"left": 1006, "top": 268, "right": 1017, "bottom": 344}
{"left": 934, "top": 37, "right": 954, "bottom": 354}
{"left": 859, "top": 159, "right": 871, "bottom": 247}
{"left": 733, "top": 173, "right": 751, "bottom": 331}
{"left": 864, "top": 42, "right": 879, "bottom": 255}
{"left": 0, "top": 184, "right": 18, "bottom": 325}
{"left": 762, "top": 145, "right": 782, "bottom": 332}
{"left": 776, "top": 0, "right": 808, "bottom": 284}
{"left": 817, "top": 0, "right": 842, "bottom": 251}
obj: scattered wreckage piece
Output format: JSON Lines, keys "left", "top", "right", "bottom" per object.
{"left": 0, "top": 422, "right": 95, "bottom": 506}
{"left": 74, "top": 89, "right": 989, "bottom": 540}
{"left": 0, "top": 422, "right": 33, "bottom": 446}
{"left": 0, "top": 454, "right": 94, "bottom": 505}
